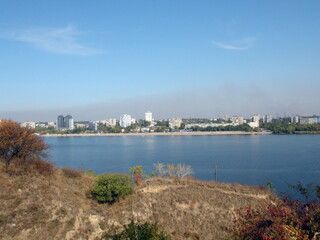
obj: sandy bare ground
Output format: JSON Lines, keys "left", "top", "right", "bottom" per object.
{"left": 42, "top": 131, "right": 271, "bottom": 137}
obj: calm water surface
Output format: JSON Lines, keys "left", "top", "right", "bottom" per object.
{"left": 45, "top": 135, "right": 320, "bottom": 196}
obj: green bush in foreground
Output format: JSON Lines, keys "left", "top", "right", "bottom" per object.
{"left": 104, "top": 220, "right": 171, "bottom": 240}
{"left": 91, "top": 173, "right": 133, "bottom": 204}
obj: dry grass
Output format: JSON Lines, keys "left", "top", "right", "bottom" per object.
{"left": 61, "top": 167, "right": 82, "bottom": 178}
{"left": 0, "top": 165, "right": 278, "bottom": 240}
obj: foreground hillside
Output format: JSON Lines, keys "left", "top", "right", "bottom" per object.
{"left": 0, "top": 168, "right": 276, "bottom": 240}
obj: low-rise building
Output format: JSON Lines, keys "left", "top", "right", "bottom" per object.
{"left": 88, "top": 121, "right": 98, "bottom": 131}
{"left": 48, "top": 122, "right": 55, "bottom": 128}
{"left": 169, "top": 118, "right": 182, "bottom": 129}
{"left": 36, "top": 123, "right": 47, "bottom": 128}
{"left": 75, "top": 123, "right": 87, "bottom": 128}
{"left": 231, "top": 116, "right": 244, "bottom": 125}
{"left": 20, "top": 122, "right": 36, "bottom": 129}
{"left": 108, "top": 118, "right": 117, "bottom": 127}
{"left": 300, "top": 117, "right": 318, "bottom": 125}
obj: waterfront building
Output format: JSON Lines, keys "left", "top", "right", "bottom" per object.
{"left": 291, "top": 115, "right": 300, "bottom": 124}
{"left": 96, "top": 119, "right": 108, "bottom": 125}
{"left": 262, "top": 114, "right": 273, "bottom": 123}
{"left": 57, "top": 115, "right": 74, "bottom": 130}
{"left": 88, "top": 121, "right": 98, "bottom": 131}
{"left": 96, "top": 118, "right": 117, "bottom": 127}
{"left": 231, "top": 116, "right": 244, "bottom": 125}
{"left": 145, "top": 111, "right": 153, "bottom": 122}
{"left": 131, "top": 118, "right": 137, "bottom": 124}
{"left": 120, "top": 114, "right": 132, "bottom": 128}
{"left": 36, "top": 123, "right": 47, "bottom": 128}
{"left": 108, "top": 118, "right": 117, "bottom": 127}
{"left": 169, "top": 118, "right": 182, "bottom": 129}
{"left": 57, "top": 115, "right": 64, "bottom": 130}
{"left": 248, "top": 115, "right": 260, "bottom": 128}
{"left": 185, "top": 123, "right": 232, "bottom": 128}
{"left": 20, "top": 122, "right": 36, "bottom": 129}
{"left": 48, "top": 122, "right": 55, "bottom": 128}
{"left": 222, "top": 114, "right": 229, "bottom": 121}
{"left": 300, "top": 116, "right": 318, "bottom": 124}
{"left": 75, "top": 123, "right": 87, "bottom": 128}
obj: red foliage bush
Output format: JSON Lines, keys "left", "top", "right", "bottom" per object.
{"left": 0, "top": 120, "right": 48, "bottom": 170}
{"left": 233, "top": 198, "right": 320, "bottom": 240}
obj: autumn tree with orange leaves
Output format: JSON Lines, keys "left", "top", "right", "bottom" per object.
{"left": 0, "top": 120, "right": 48, "bottom": 170}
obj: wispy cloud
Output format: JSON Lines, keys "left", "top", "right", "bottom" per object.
{"left": 212, "top": 37, "right": 256, "bottom": 50}
{"left": 6, "top": 24, "right": 104, "bottom": 56}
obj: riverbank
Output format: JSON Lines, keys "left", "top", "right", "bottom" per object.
{"left": 41, "top": 131, "right": 272, "bottom": 137}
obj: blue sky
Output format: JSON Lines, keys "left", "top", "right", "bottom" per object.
{"left": 1, "top": 1, "right": 320, "bottom": 121}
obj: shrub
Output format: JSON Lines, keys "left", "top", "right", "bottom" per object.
{"left": 61, "top": 167, "right": 82, "bottom": 178}
{"left": 91, "top": 173, "right": 133, "bottom": 204}
{"left": 104, "top": 220, "right": 171, "bottom": 240}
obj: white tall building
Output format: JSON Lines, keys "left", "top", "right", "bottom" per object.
{"left": 120, "top": 114, "right": 132, "bottom": 128}
{"left": 291, "top": 115, "right": 300, "bottom": 124}
{"left": 248, "top": 115, "right": 260, "bottom": 128}
{"left": 145, "top": 111, "right": 153, "bottom": 122}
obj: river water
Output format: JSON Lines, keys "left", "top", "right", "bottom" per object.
{"left": 44, "top": 134, "right": 320, "bottom": 197}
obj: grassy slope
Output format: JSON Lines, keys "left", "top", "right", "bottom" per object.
{"left": 0, "top": 169, "right": 277, "bottom": 240}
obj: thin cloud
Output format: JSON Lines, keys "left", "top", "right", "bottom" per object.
{"left": 7, "top": 24, "right": 104, "bottom": 56}
{"left": 212, "top": 37, "right": 256, "bottom": 50}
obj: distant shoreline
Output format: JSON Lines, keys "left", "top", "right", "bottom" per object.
{"left": 41, "top": 131, "right": 272, "bottom": 137}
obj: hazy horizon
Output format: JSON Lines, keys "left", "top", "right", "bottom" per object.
{"left": 2, "top": 83, "right": 319, "bottom": 122}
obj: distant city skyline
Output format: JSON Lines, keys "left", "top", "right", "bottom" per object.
{"left": 1, "top": 1, "right": 320, "bottom": 121}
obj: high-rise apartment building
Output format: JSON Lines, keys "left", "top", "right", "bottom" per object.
{"left": 248, "top": 115, "right": 260, "bottom": 128}
{"left": 145, "top": 111, "right": 153, "bottom": 122}
{"left": 262, "top": 115, "right": 273, "bottom": 123}
{"left": 57, "top": 115, "right": 74, "bottom": 130}
{"left": 120, "top": 114, "right": 132, "bottom": 128}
